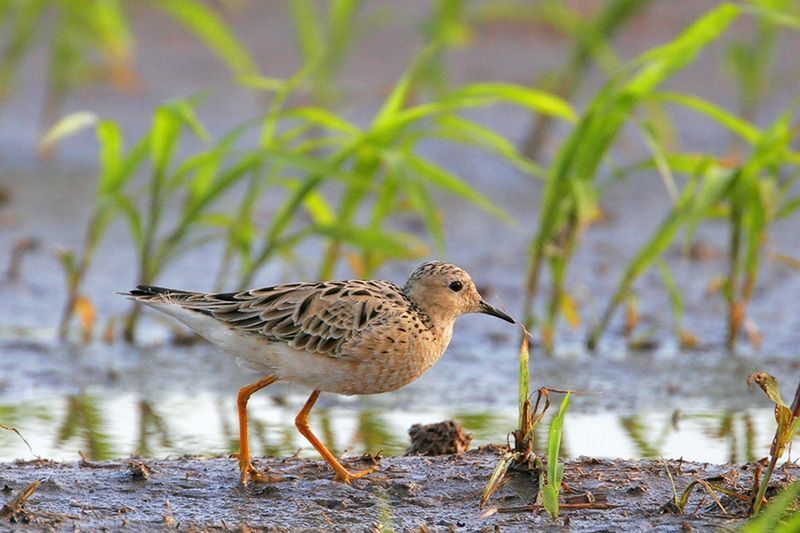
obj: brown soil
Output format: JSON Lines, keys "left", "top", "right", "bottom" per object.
{"left": 2, "top": 447, "right": 796, "bottom": 531}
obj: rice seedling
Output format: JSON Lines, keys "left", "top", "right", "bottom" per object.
{"left": 309, "top": 49, "right": 574, "bottom": 280}
{"left": 725, "top": 0, "right": 799, "bottom": 130}
{"left": 481, "top": 337, "right": 572, "bottom": 515}
{"left": 520, "top": 0, "right": 652, "bottom": 159}
{"left": 414, "top": 0, "right": 471, "bottom": 96}
{"left": 523, "top": 3, "right": 742, "bottom": 354}
{"left": 0, "top": 0, "right": 256, "bottom": 134}
{"left": 541, "top": 390, "right": 571, "bottom": 520}
{"left": 233, "top": 47, "right": 575, "bottom": 284}
{"left": 746, "top": 372, "right": 800, "bottom": 515}
{"left": 48, "top": 37, "right": 571, "bottom": 341}
{"left": 587, "top": 103, "right": 800, "bottom": 350}
{"left": 41, "top": 113, "right": 150, "bottom": 340}
{"left": 286, "top": 0, "right": 363, "bottom": 105}
{"left": 740, "top": 480, "right": 800, "bottom": 532}
{"left": 44, "top": 98, "right": 237, "bottom": 340}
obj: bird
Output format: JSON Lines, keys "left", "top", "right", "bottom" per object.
{"left": 124, "top": 261, "right": 515, "bottom": 485}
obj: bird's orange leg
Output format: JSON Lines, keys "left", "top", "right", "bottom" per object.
{"left": 236, "top": 374, "right": 283, "bottom": 485}
{"left": 295, "top": 390, "right": 379, "bottom": 484}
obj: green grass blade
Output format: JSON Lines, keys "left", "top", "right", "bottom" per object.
{"left": 0, "top": 0, "right": 47, "bottom": 98}
{"left": 280, "top": 107, "right": 361, "bottom": 134}
{"left": 384, "top": 82, "right": 576, "bottom": 136}
{"left": 655, "top": 91, "right": 761, "bottom": 144}
{"left": 432, "top": 115, "right": 546, "bottom": 178}
{"left": 150, "top": 105, "right": 183, "bottom": 178}
{"left": 406, "top": 154, "right": 511, "bottom": 223}
{"left": 288, "top": 0, "right": 324, "bottom": 64}
{"left": 311, "top": 224, "right": 426, "bottom": 259}
{"left": 372, "top": 49, "right": 425, "bottom": 128}
{"left": 405, "top": 178, "right": 445, "bottom": 254}
{"left": 157, "top": 0, "right": 259, "bottom": 77}
{"left": 741, "top": 480, "right": 800, "bottom": 532}
{"left": 442, "top": 82, "right": 577, "bottom": 122}
{"left": 88, "top": 0, "right": 133, "bottom": 64}
{"left": 656, "top": 259, "right": 685, "bottom": 339}
{"left": 96, "top": 120, "right": 123, "bottom": 193}
{"left": 543, "top": 391, "right": 571, "bottom": 520}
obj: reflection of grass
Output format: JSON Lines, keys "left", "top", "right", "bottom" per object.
{"left": 619, "top": 415, "right": 669, "bottom": 458}
{"left": 135, "top": 400, "right": 172, "bottom": 457}
{"left": 0, "top": 393, "right": 788, "bottom": 465}
{"left": 55, "top": 395, "right": 115, "bottom": 460}
{"left": 355, "top": 409, "right": 404, "bottom": 456}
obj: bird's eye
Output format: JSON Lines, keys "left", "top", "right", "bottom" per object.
{"left": 449, "top": 280, "right": 463, "bottom": 292}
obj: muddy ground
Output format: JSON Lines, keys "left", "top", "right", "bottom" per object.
{"left": 2, "top": 447, "right": 797, "bottom": 531}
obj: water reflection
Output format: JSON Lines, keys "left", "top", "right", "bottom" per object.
{"left": 0, "top": 392, "right": 788, "bottom": 464}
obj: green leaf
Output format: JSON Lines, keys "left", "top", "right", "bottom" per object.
{"left": 303, "top": 190, "right": 336, "bottom": 225}
{"left": 288, "top": 0, "right": 324, "bottom": 63}
{"left": 0, "top": 0, "right": 46, "bottom": 97}
{"left": 150, "top": 105, "right": 183, "bottom": 178}
{"left": 542, "top": 484, "right": 560, "bottom": 519}
{"left": 237, "top": 75, "right": 287, "bottom": 92}
{"left": 312, "top": 224, "right": 427, "bottom": 259}
{"left": 405, "top": 177, "right": 445, "bottom": 255}
{"left": 115, "top": 194, "right": 144, "bottom": 249}
{"left": 655, "top": 91, "right": 761, "bottom": 144}
{"left": 406, "top": 154, "right": 511, "bottom": 223}
{"left": 442, "top": 82, "right": 577, "bottom": 122}
{"left": 432, "top": 115, "right": 546, "bottom": 178}
{"left": 280, "top": 107, "right": 361, "bottom": 134}
{"left": 741, "top": 480, "right": 800, "bottom": 533}
{"left": 157, "top": 0, "right": 259, "bottom": 77}
{"left": 542, "top": 391, "right": 571, "bottom": 520}
{"left": 96, "top": 120, "right": 123, "bottom": 193}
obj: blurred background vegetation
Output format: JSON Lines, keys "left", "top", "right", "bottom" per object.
{"left": 1, "top": 0, "right": 799, "bottom": 352}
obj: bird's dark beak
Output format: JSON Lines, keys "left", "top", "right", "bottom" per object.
{"left": 479, "top": 300, "right": 515, "bottom": 323}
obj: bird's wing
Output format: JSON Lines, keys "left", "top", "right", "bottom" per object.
{"left": 131, "top": 280, "right": 407, "bottom": 358}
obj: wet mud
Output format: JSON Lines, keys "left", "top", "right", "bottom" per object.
{"left": 2, "top": 447, "right": 796, "bottom": 531}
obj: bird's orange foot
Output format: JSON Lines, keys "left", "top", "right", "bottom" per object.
{"left": 333, "top": 464, "right": 380, "bottom": 484}
{"left": 238, "top": 460, "right": 285, "bottom": 486}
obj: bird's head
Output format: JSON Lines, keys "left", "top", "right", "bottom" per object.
{"left": 402, "top": 261, "right": 515, "bottom": 325}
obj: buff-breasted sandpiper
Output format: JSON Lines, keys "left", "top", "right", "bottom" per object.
{"left": 125, "top": 261, "right": 514, "bottom": 484}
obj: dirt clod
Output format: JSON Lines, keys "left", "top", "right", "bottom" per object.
{"left": 406, "top": 420, "right": 472, "bottom": 456}
{"left": 128, "top": 461, "right": 151, "bottom": 481}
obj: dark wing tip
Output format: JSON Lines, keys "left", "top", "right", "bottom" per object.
{"left": 122, "top": 285, "right": 189, "bottom": 299}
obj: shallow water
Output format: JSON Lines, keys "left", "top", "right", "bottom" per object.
{"left": 1, "top": 336, "right": 795, "bottom": 465}
{"left": 0, "top": 390, "right": 777, "bottom": 465}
